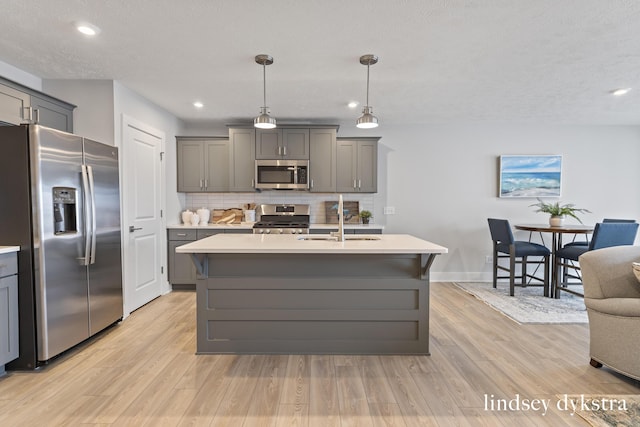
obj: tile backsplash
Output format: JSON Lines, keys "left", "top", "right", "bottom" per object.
{"left": 181, "top": 192, "right": 375, "bottom": 224}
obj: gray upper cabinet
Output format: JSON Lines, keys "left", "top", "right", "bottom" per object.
{"left": 177, "top": 137, "right": 230, "bottom": 192}
{"left": 336, "top": 137, "right": 379, "bottom": 193}
{"left": 309, "top": 127, "right": 337, "bottom": 192}
{"left": 0, "top": 83, "right": 30, "bottom": 125}
{"left": 228, "top": 128, "right": 256, "bottom": 192}
{"left": 0, "top": 78, "right": 74, "bottom": 132}
{"left": 255, "top": 128, "right": 310, "bottom": 159}
{"left": 30, "top": 95, "right": 74, "bottom": 133}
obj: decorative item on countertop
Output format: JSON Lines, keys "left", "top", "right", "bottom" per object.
{"left": 181, "top": 209, "right": 193, "bottom": 225}
{"left": 212, "top": 208, "right": 244, "bottom": 224}
{"left": 359, "top": 210, "right": 373, "bottom": 225}
{"left": 325, "top": 201, "right": 360, "bottom": 224}
{"left": 190, "top": 213, "right": 200, "bottom": 226}
{"left": 243, "top": 203, "right": 257, "bottom": 223}
{"left": 530, "top": 198, "right": 590, "bottom": 226}
{"left": 196, "top": 207, "right": 210, "bottom": 225}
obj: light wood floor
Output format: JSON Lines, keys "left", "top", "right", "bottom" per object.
{"left": 1, "top": 282, "right": 638, "bottom": 426}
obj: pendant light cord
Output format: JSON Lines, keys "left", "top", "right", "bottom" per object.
{"left": 263, "top": 64, "right": 267, "bottom": 108}
{"left": 365, "top": 64, "right": 370, "bottom": 107}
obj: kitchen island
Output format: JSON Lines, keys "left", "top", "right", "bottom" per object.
{"left": 176, "top": 234, "right": 447, "bottom": 355}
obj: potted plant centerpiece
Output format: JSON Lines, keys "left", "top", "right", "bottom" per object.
{"left": 359, "top": 210, "right": 372, "bottom": 225}
{"left": 530, "top": 198, "right": 590, "bottom": 226}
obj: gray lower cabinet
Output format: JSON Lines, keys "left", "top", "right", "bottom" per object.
{"left": 309, "top": 228, "right": 383, "bottom": 235}
{"left": 309, "top": 128, "right": 337, "bottom": 192}
{"left": 0, "top": 78, "right": 74, "bottom": 132}
{"left": 0, "top": 252, "right": 19, "bottom": 374}
{"left": 336, "top": 137, "right": 379, "bottom": 193}
{"left": 168, "top": 229, "right": 252, "bottom": 286}
{"left": 177, "top": 137, "right": 229, "bottom": 192}
{"left": 168, "top": 230, "right": 198, "bottom": 285}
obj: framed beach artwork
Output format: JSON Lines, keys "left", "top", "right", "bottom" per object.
{"left": 499, "top": 155, "right": 562, "bottom": 198}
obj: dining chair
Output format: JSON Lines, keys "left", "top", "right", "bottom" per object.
{"left": 487, "top": 218, "right": 551, "bottom": 296}
{"left": 555, "top": 221, "right": 639, "bottom": 297}
{"left": 564, "top": 218, "right": 636, "bottom": 246}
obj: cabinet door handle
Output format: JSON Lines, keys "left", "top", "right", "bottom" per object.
{"left": 204, "top": 179, "right": 208, "bottom": 189}
{"left": 176, "top": 233, "right": 187, "bottom": 237}
{"left": 310, "top": 179, "right": 314, "bottom": 189}
{"left": 283, "top": 146, "right": 287, "bottom": 156}
{"left": 33, "top": 108, "right": 40, "bottom": 124}
{"left": 353, "top": 179, "right": 357, "bottom": 189}
{"left": 251, "top": 178, "right": 255, "bottom": 187}
{"left": 358, "top": 179, "right": 361, "bottom": 189}
{"left": 22, "top": 106, "right": 33, "bottom": 123}
{"left": 200, "top": 179, "right": 203, "bottom": 190}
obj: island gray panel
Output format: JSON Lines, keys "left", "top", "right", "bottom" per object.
{"left": 195, "top": 252, "right": 433, "bottom": 354}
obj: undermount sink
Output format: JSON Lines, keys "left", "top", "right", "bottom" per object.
{"left": 297, "top": 235, "right": 381, "bottom": 241}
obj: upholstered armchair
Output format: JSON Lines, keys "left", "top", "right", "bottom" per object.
{"left": 579, "top": 245, "right": 640, "bottom": 381}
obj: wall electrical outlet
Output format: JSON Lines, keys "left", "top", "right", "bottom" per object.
{"left": 485, "top": 255, "right": 493, "bottom": 264}
{"left": 383, "top": 206, "right": 395, "bottom": 215}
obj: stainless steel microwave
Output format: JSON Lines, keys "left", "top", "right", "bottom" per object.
{"left": 255, "top": 159, "right": 309, "bottom": 190}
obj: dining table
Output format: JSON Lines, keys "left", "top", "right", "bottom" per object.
{"left": 514, "top": 223, "right": 594, "bottom": 297}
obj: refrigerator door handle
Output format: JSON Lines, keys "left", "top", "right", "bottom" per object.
{"left": 87, "top": 165, "right": 97, "bottom": 265}
{"left": 81, "top": 165, "right": 91, "bottom": 266}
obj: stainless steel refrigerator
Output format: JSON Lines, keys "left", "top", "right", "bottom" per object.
{"left": 0, "top": 124, "right": 123, "bottom": 369}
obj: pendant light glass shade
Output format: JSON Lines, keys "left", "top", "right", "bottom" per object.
{"left": 356, "top": 54, "right": 379, "bottom": 129}
{"left": 254, "top": 54, "right": 276, "bottom": 129}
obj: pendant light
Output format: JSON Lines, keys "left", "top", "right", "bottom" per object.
{"left": 356, "top": 54, "right": 379, "bottom": 129}
{"left": 254, "top": 54, "right": 276, "bottom": 129}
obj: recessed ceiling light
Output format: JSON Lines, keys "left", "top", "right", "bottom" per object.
{"left": 193, "top": 101, "right": 204, "bottom": 108}
{"left": 348, "top": 101, "right": 359, "bottom": 109}
{"left": 75, "top": 22, "right": 101, "bottom": 36}
{"left": 611, "top": 88, "right": 631, "bottom": 96}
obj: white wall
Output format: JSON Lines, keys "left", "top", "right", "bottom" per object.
{"left": 43, "top": 80, "right": 115, "bottom": 143}
{"left": 370, "top": 123, "right": 640, "bottom": 281}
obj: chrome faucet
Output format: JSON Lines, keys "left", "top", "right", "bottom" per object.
{"left": 330, "top": 194, "right": 345, "bottom": 242}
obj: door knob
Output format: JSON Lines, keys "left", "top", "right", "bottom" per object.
{"left": 129, "top": 226, "right": 143, "bottom": 232}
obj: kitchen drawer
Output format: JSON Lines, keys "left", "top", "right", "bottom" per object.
{"left": 168, "top": 229, "right": 197, "bottom": 241}
{"left": 197, "top": 230, "right": 225, "bottom": 239}
{"left": 353, "top": 229, "right": 382, "bottom": 235}
{"left": 0, "top": 253, "right": 17, "bottom": 278}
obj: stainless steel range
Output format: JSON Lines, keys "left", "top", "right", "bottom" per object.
{"left": 253, "top": 204, "right": 310, "bottom": 234}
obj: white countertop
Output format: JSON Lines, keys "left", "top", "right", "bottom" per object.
{"left": 175, "top": 233, "right": 446, "bottom": 255}
{"left": 167, "top": 223, "right": 384, "bottom": 230}
{"left": 0, "top": 246, "right": 20, "bottom": 255}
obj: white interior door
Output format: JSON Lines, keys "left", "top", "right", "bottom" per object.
{"left": 122, "top": 115, "right": 165, "bottom": 314}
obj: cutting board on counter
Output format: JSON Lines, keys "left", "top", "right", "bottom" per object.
{"left": 212, "top": 208, "right": 243, "bottom": 224}
{"left": 324, "top": 201, "right": 360, "bottom": 224}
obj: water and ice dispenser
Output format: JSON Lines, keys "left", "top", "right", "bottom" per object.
{"left": 53, "top": 187, "right": 77, "bottom": 234}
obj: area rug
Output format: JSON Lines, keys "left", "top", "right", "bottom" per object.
{"left": 452, "top": 282, "right": 588, "bottom": 324}
{"left": 558, "top": 395, "right": 640, "bottom": 427}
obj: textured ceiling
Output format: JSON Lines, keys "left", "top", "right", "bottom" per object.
{"left": 1, "top": 0, "right": 639, "bottom": 126}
